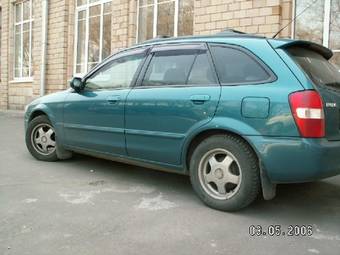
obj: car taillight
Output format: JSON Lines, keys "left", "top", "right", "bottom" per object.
{"left": 289, "top": 90, "right": 325, "bottom": 138}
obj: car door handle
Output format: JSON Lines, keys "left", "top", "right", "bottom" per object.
{"left": 107, "top": 95, "right": 121, "bottom": 104}
{"left": 190, "top": 95, "right": 211, "bottom": 104}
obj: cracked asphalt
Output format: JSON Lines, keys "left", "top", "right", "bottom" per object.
{"left": 1, "top": 111, "right": 340, "bottom": 255}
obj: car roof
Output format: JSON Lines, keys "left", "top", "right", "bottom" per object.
{"left": 133, "top": 31, "right": 332, "bottom": 60}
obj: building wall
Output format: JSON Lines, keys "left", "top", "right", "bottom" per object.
{"left": 0, "top": 0, "right": 295, "bottom": 110}
{"left": 0, "top": 1, "right": 9, "bottom": 110}
{"left": 0, "top": 0, "right": 70, "bottom": 110}
{"left": 194, "top": 0, "right": 292, "bottom": 37}
{"left": 45, "top": 0, "right": 70, "bottom": 95}
{"left": 111, "top": 0, "right": 137, "bottom": 52}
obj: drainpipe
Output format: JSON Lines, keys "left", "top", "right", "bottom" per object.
{"left": 40, "top": 0, "right": 48, "bottom": 97}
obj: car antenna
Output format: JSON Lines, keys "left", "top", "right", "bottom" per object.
{"left": 272, "top": 0, "right": 320, "bottom": 39}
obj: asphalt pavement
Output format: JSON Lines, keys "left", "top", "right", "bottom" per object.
{"left": 1, "top": 111, "right": 340, "bottom": 255}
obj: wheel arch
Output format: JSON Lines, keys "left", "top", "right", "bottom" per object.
{"left": 183, "top": 127, "right": 277, "bottom": 200}
{"left": 28, "top": 104, "right": 57, "bottom": 126}
{"left": 29, "top": 109, "right": 48, "bottom": 122}
{"left": 184, "top": 128, "right": 260, "bottom": 173}
{"left": 27, "top": 105, "right": 60, "bottom": 140}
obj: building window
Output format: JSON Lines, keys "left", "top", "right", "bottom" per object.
{"left": 294, "top": 0, "right": 340, "bottom": 68}
{"left": 0, "top": 8, "right": 2, "bottom": 81}
{"left": 137, "top": 0, "right": 194, "bottom": 43}
{"left": 75, "top": 0, "right": 112, "bottom": 75}
{"left": 14, "top": 0, "right": 33, "bottom": 79}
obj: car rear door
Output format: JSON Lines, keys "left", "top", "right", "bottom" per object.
{"left": 286, "top": 46, "right": 340, "bottom": 141}
{"left": 124, "top": 43, "right": 221, "bottom": 165}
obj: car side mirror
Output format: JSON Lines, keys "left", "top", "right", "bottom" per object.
{"left": 70, "top": 77, "right": 84, "bottom": 92}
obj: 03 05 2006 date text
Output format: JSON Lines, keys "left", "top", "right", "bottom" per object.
{"left": 249, "top": 225, "right": 313, "bottom": 237}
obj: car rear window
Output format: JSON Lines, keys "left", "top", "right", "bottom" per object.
{"left": 287, "top": 46, "right": 340, "bottom": 89}
{"left": 210, "top": 45, "right": 272, "bottom": 85}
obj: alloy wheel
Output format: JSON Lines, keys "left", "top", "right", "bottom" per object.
{"left": 30, "top": 123, "right": 56, "bottom": 156}
{"left": 198, "top": 148, "right": 242, "bottom": 200}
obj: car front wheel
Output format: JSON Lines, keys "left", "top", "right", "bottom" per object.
{"left": 190, "top": 134, "right": 260, "bottom": 211}
{"left": 25, "top": 115, "right": 58, "bottom": 161}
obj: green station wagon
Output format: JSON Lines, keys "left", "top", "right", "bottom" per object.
{"left": 25, "top": 31, "right": 340, "bottom": 211}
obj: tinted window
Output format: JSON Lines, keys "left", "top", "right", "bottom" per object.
{"left": 142, "top": 50, "right": 217, "bottom": 86}
{"left": 187, "top": 53, "right": 218, "bottom": 85}
{"left": 287, "top": 46, "right": 340, "bottom": 89}
{"left": 86, "top": 54, "right": 144, "bottom": 89}
{"left": 210, "top": 46, "right": 271, "bottom": 84}
{"left": 142, "top": 52, "right": 195, "bottom": 86}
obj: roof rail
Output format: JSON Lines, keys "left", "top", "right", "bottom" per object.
{"left": 143, "top": 35, "right": 172, "bottom": 43}
{"left": 156, "top": 35, "right": 172, "bottom": 39}
{"left": 136, "top": 29, "right": 265, "bottom": 45}
{"left": 214, "top": 28, "right": 264, "bottom": 39}
{"left": 216, "top": 29, "right": 247, "bottom": 36}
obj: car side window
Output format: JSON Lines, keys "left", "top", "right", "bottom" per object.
{"left": 210, "top": 45, "right": 272, "bottom": 85}
{"left": 142, "top": 52, "right": 196, "bottom": 86}
{"left": 142, "top": 50, "right": 218, "bottom": 86}
{"left": 86, "top": 54, "right": 144, "bottom": 90}
{"left": 187, "top": 53, "right": 218, "bottom": 85}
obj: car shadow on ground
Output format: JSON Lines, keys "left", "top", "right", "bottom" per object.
{"left": 60, "top": 153, "right": 192, "bottom": 194}
{"left": 57, "top": 153, "right": 340, "bottom": 221}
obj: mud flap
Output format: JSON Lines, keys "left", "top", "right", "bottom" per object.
{"left": 56, "top": 136, "right": 73, "bottom": 160}
{"left": 260, "top": 162, "right": 277, "bottom": 200}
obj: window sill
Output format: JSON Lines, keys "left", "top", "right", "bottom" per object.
{"left": 9, "top": 78, "right": 34, "bottom": 84}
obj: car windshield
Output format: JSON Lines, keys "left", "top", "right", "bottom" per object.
{"left": 287, "top": 46, "right": 340, "bottom": 89}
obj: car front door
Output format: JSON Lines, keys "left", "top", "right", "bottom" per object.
{"left": 125, "top": 43, "right": 221, "bottom": 166}
{"left": 63, "top": 48, "right": 147, "bottom": 155}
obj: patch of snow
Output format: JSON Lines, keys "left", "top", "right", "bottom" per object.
{"left": 308, "top": 249, "right": 320, "bottom": 254}
{"left": 310, "top": 233, "right": 340, "bottom": 241}
{"left": 59, "top": 190, "right": 100, "bottom": 204}
{"left": 135, "top": 193, "right": 177, "bottom": 211}
{"left": 210, "top": 242, "right": 217, "bottom": 248}
{"left": 59, "top": 185, "right": 154, "bottom": 204}
{"left": 21, "top": 225, "right": 32, "bottom": 234}
{"left": 23, "top": 198, "right": 38, "bottom": 203}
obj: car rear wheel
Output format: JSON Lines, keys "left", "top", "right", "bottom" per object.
{"left": 25, "top": 115, "right": 58, "bottom": 161}
{"left": 190, "top": 134, "right": 260, "bottom": 211}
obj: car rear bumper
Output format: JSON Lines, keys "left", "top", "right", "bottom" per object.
{"left": 245, "top": 136, "right": 340, "bottom": 183}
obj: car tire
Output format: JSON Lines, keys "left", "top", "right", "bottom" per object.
{"left": 25, "top": 115, "right": 59, "bottom": 162}
{"left": 189, "top": 134, "right": 260, "bottom": 211}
